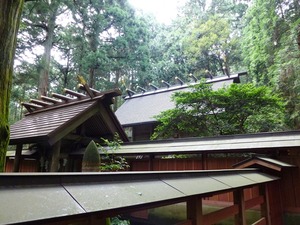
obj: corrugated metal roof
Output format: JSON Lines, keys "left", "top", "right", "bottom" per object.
{"left": 0, "top": 169, "right": 277, "bottom": 225}
{"left": 115, "top": 74, "right": 243, "bottom": 126}
{"left": 100, "top": 131, "right": 300, "bottom": 155}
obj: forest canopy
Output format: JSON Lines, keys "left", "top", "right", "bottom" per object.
{"left": 10, "top": 0, "right": 300, "bottom": 131}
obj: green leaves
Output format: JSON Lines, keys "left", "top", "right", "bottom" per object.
{"left": 152, "top": 82, "right": 285, "bottom": 139}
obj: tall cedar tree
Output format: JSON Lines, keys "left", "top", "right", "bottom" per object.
{"left": 0, "top": 0, "right": 24, "bottom": 172}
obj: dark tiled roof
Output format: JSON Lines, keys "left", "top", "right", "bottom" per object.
{"left": 116, "top": 73, "right": 245, "bottom": 126}
{"left": 10, "top": 100, "right": 94, "bottom": 144}
{"left": 10, "top": 89, "right": 128, "bottom": 145}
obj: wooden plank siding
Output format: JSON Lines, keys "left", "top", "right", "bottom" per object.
{"left": 278, "top": 154, "right": 300, "bottom": 213}
{"left": 5, "top": 158, "right": 38, "bottom": 172}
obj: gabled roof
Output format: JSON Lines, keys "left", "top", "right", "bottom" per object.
{"left": 115, "top": 72, "right": 246, "bottom": 126}
{"left": 10, "top": 89, "right": 128, "bottom": 145}
{"left": 0, "top": 169, "right": 277, "bottom": 225}
{"left": 233, "top": 156, "right": 296, "bottom": 171}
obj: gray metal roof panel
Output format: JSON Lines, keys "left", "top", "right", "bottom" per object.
{"left": 65, "top": 180, "right": 184, "bottom": 212}
{"left": 0, "top": 185, "right": 84, "bottom": 225}
{"left": 115, "top": 78, "right": 235, "bottom": 126}
{"left": 240, "top": 172, "right": 278, "bottom": 183}
{"left": 102, "top": 131, "right": 300, "bottom": 155}
{"left": 210, "top": 174, "right": 255, "bottom": 188}
{"left": 162, "top": 176, "right": 229, "bottom": 195}
{"left": 116, "top": 89, "right": 176, "bottom": 125}
{"left": 0, "top": 170, "right": 278, "bottom": 225}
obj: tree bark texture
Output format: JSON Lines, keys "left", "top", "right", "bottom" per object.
{"left": 38, "top": 3, "right": 58, "bottom": 96}
{"left": 0, "top": 0, "right": 24, "bottom": 172}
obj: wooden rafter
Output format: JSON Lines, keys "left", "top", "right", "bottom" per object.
{"left": 51, "top": 93, "right": 74, "bottom": 102}
{"left": 22, "top": 102, "right": 43, "bottom": 113}
{"left": 41, "top": 95, "right": 62, "bottom": 104}
{"left": 64, "top": 88, "right": 86, "bottom": 98}
{"left": 30, "top": 99, "right": 53, "bottom": 107}
{"left": 78, "top": 84, "right": 101, "bottom": 96}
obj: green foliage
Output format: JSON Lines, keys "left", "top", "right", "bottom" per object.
{"left": 241, "top": 0, "right": 300, "bottom": 128}
{"left": 82, "top": 140, "right": 100, "bottom": 172}
{"left": 276, "top": 19, "right": 300, "bottom": 129}
{"left": 152, "top": 81, "right": 285, "bottom": 139}
{"left": 99, "top": 134, "right": 129, "bottom": 172}
{"left": 9, "top": 0, "right": 300, "bottom": 134}
{"left": 241, "top": 0, "right": 279, "bottom": 85}
{"left": 183, "top": 15, "right": 233, "bottom": 75}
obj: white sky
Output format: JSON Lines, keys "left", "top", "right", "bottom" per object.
{"left": 128, "top": 0, "right": 187, "bottom": 24}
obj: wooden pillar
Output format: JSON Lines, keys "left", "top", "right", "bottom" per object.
{"left": 187, "top": 196, "right": 204, "bottom": 225}
{"left": 234, "top": 189, "right": 246, "bottom": 225}
{"left": 149, "top": 154, "right": 154, "bottom": 171}
{"left": 89, "top": 214, "right": 106, "bottom": 225}
{"left": 202, "top": 153, "right": 207, "bottom": 170}
{"left": 50, "top": 141, "right": 61, "bottom": 172}
{"left": 13, "top": 144, "right": 23, "bottom": 172}
{"left": 260, "top": 184, "right": 271, "bottom": 225}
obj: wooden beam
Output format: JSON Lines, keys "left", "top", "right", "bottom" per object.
{"left": 260, "top": 185, "right": 271, "bottom": 225}
{"left": 64, "top": 88, "right": 86, "bottom": 98}
{"left": 245, "top": 196, "right": 264, "bottom": 210}
{"left": 187, "top": 196, "right": 203, "bottom": 225}
{"left": 41, "top": 95, "right": 62, "bottom": 104}
{"left": 234, "top": 189, "right": 246, "bottom": 225}
{"left": 78, "top": 84, "right": 101, "bottom": 96}
{"left": 78, "top": 83, "right": 95, "bottom": 98}
{"left": 13, "top": 144, "right": 22, "bottom": 172}
{"left": 202, "top": 153, "right": 207, "bottom": 170}
{"left": 252, "top": 217, "right": 267, "bottom": 225}
{"left": 50, "top": 141, "right": 61, "bottom": 172}
{"left": 48, "top": 102, "right": 100, "bottom": 145}
{"left": 51, "top": 93, "right": 74, "bottom": 102}
{"left": 22, "top": 102, "right": 42, "bottom": 112}
{"left": 30, "top": 99, "right": 52, "bottom": 107}
{"left": 149, "top": 154, "right": 154, "bottom": 171}
{"left": 204, "top": 204, "right": 239, "bottom": 225}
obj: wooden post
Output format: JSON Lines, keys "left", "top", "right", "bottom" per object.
{"left": 260, "top": 184, "right": 271, "bottom": 225}
{"left": 88, "top": 214, "right": 106, "bottom": 225}
{"left": 13, "top": 144, "right": 23, "bottom": 172}
{"left": 187, "top": 196, "right": 204, "bottom": 225}
{"left": 50, "top": 141, "right": 61, "bottom": 172}
{"left": 149, "top": 154, "right": 154, "bottom": 171}
{"left": 202, "top": 153, "right": 207, "bottom": 170}
{"left": 234, "top": 189, "right": 246, "bottom": 225}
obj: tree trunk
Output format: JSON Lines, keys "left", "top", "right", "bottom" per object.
{"left": 0, "top": 0, "right": 24, "bottom": 172}
{"left": 38, "top": 3, "right": 58, "bottom": 96}
{"left": 89, "top": 68, "right": 95, "bottom": 88}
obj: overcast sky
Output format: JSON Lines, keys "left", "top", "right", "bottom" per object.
{"left": 127, "top": 0, "right": 186, "bottom": 24}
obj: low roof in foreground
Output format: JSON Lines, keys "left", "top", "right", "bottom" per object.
{"left": 0, "top": 169, "right": 277, "bottom": 225}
